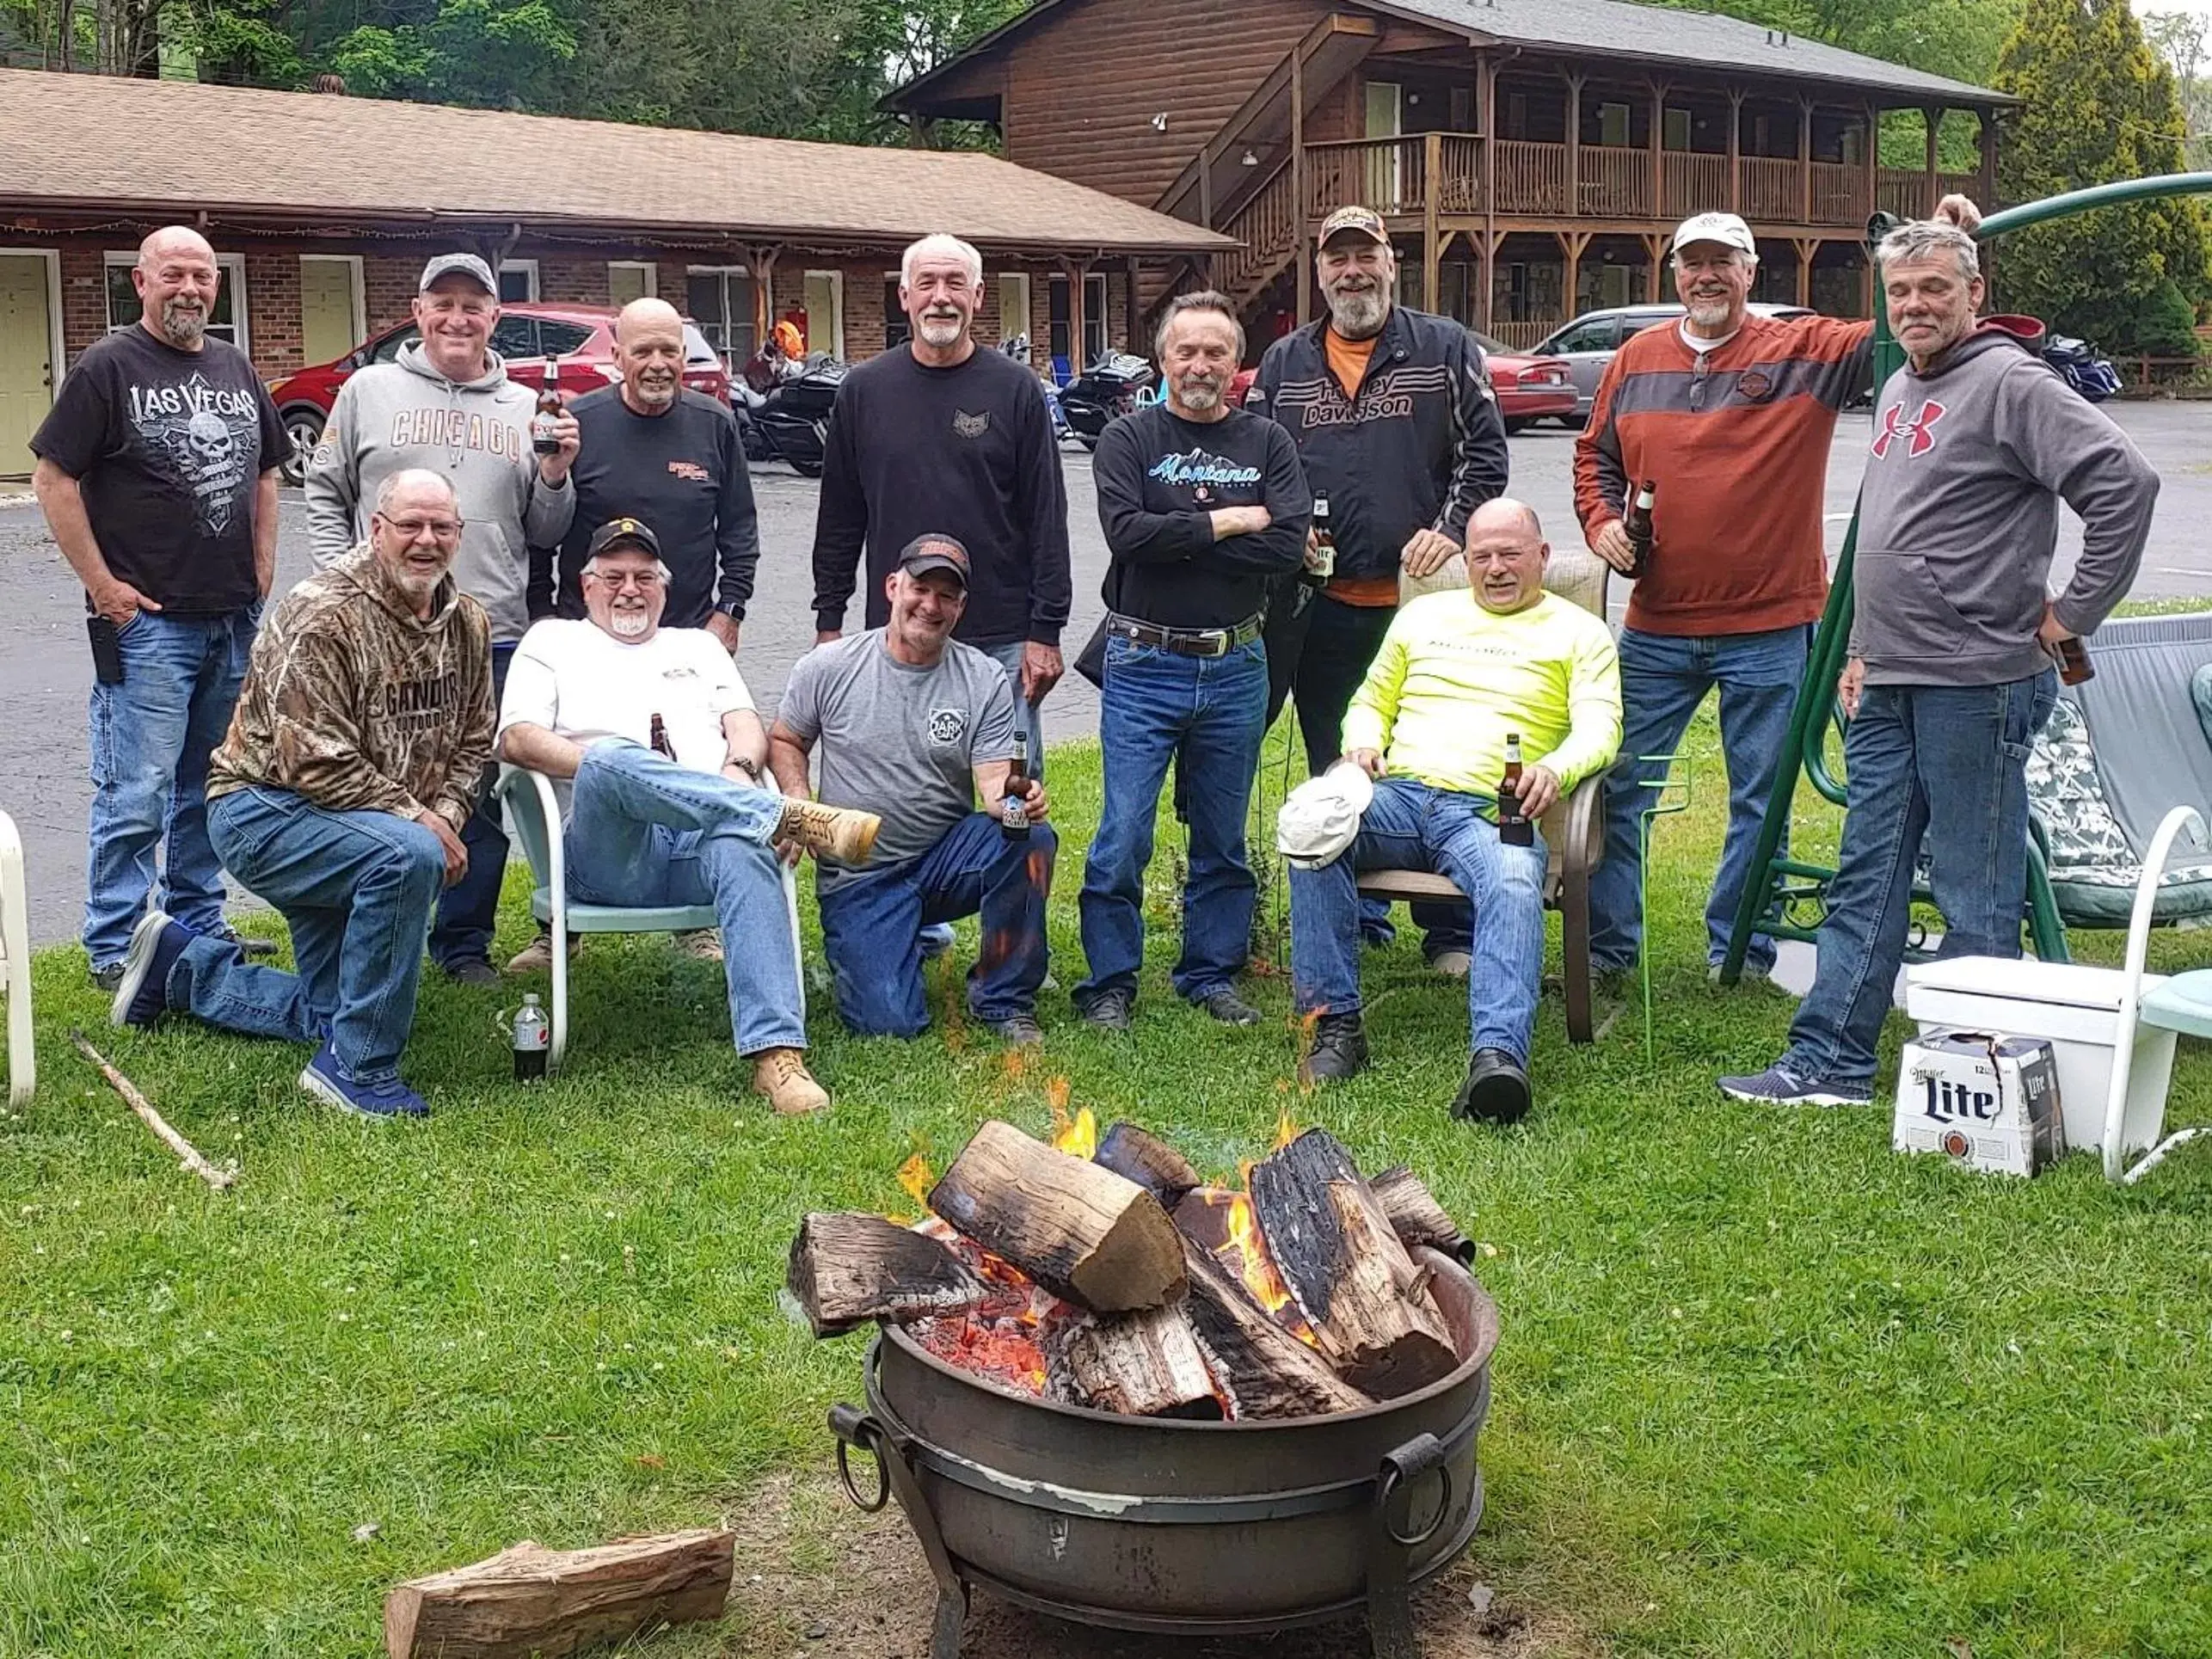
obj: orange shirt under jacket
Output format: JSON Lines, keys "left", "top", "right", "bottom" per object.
{"left": 1572, "top": 312, "right": 1872, "bottom": 637}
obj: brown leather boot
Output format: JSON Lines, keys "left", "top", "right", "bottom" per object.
{"left": 753, "top": 1047, "right": 829, "bottom": 1115}
{"left": 777, "top": 798, "right": 882, "bottom": 864}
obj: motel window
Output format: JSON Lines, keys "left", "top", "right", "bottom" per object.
{"left": 497, "top": 260, "right": 538, "bottom": 303}
{"left": 883, "top": 276, "right": 910, "bottom": 351}
{"left": 1048, "top": 273, "right": 1108, "bottom": 368}
{"left": 103, "top": 249, "right": 249, "bottom": 351}
{"left": 686, "top": 267, "right": 757, "bottom": 366}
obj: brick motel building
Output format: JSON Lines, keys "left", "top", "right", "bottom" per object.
{"left": 0, "top": 66, "right": 1231, "bottom": 477}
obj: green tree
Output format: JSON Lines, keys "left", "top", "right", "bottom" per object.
{"left": 1993, "top": 0, "right": 2211, "bottom": 351}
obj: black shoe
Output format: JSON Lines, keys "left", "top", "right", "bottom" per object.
{"left": 440, "top": 958, "right": 501, "bottom": 988}
{"left": 984, "top": 1012, "right": 1043, "bottom": 1048}
{"left": 1302, "top": 1011, "right": 1368, "bottom": 1084}
{"left": 89, "top": 962, "right": 124, "bottom": 994}
{"left": 1451, "top": 1048, "right": 1532, "bottom": 1125}
{"left": 1195, "top": 986, "right": 1262, "bottom": 1028}
{"left": 1077, "top": 987, "right": 1134, "bottom": 1032}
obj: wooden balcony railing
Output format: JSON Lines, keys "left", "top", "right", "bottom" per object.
{"left": 1877, "top": 167, "right": 1928, "bottom": 220}
{"left": 1489, "top": 320, "right": 1556, "bottom": 350}
{"left": 1496, "top": 139, "right": 1570, "bottom": 215}
{"left": 1304, "top": 136, "right": 1430, "bottom": 218}
{"left": 1740, "top": 156, "right": 1798, "bottom": 223}
{"left": 1809, "top": 160, "right": 1860, "bottom": 225}
{"left": 1437, "top": 133, "right": 1484, "bottom": 213}
{"left": 1663, "top": 152, "right": 1729, "bottom": 219}
{"left": 1577, "top": 145, "right": 1647, "bottom": 217}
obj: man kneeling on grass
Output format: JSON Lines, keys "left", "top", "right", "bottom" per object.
{"left": 1288, "top": 500, "right": 1620, "bottom": 1122}
{"left": 108, "top": 470, "right": 493, "bottom": 1120}
{"left": 769, "top": 535, "right": 1054, "bottom": 1048}
{"left": 496, "top": 518, "right": 881, "bottom": 1116}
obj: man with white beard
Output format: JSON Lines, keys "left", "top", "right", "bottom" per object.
{"left": 1247, "top": 204, "right": 1509, "bottom": 972}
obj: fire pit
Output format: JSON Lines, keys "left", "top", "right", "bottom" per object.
{"left": 826, "top": 1244, "right": 1497, "bottom": 1659}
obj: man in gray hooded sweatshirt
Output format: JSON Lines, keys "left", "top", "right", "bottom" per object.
{"left": 1722, "top": 218, "right": 2156, "bottom": 1107}
{"left": 305, "top": 252, "right": 578, "bottom": 985}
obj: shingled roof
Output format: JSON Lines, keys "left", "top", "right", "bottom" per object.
{"left": 888, "top": 0, "right": 2010, "bottom": 114}
{"left": 0, "top": 67, "right": 1234, "bottom": 255}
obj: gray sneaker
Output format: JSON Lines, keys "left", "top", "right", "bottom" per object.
{"left": 1717, "top": 1064, "right": 1871, "bottom": 1108}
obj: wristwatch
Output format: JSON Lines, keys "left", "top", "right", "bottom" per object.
{"left": 716, "top": 599, "right": 746, "bottom": 621}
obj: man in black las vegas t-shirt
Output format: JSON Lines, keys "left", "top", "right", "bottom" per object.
{"left": 30, "top": 225, "right": 286, "bottom": 987}
{"left": 1072, "top": 291, "right": 1310, "bottom": 1032}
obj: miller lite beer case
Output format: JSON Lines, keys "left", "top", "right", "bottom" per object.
{"left": 1893, "top": 1029, "right": 2065, "bottom": 1177}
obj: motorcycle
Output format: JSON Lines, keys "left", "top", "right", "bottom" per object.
{"left": 1002, "top": 333, "right": 1073, "bottom": 444}
{"left": 2044, "top": 335, "right": 2123, "bottom": 403}
{"left": 1059, "top": 350, "right": 1156, "bottom": 450}
{"left": 734, "top": 349, "right": 846, "bottom": 476}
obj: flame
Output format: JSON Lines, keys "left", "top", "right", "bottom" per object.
{"left": 1226, "top": 1191, "right": 1303, "bottom": 1323}
{"left": 1048, "top": 1084, "right": 1097, "bottom": 1159}
{"left": 896, "top": 1152, "right": 936, "bottom": 1214}
{"left": 1273, "top": 1107, "right": 1301, "bottom": 1152}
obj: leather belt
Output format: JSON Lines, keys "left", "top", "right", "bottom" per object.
{"left": 1108, "top": 613, "right": 1263, "bottom": 658}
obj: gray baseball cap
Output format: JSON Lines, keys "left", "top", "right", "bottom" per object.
{"left": 419, "top": 252, "right": 498, "bottom": 295}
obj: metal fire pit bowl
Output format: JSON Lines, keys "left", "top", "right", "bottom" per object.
{"left": 827, "top": 1246, "right": 1498, "bottom": 1659}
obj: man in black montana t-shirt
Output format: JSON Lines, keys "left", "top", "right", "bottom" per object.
{"left": 30, "top": 225, "right": 286, "bottom": 986}
{"left": 1072, "top": 292, "right": 1310, "bottom": 1034}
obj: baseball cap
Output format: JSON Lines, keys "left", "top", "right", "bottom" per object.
{"left": 898, "top": 533, "right": 970, "bottom": 588}
{"left": 419, "top": 252, "right": 499, "bottom": 294}
{"left": 587, "top": 517, "right": 661, "bottom": 560}
{"left": 1318, "top": 205, "right": 1390, "bottom": 249}
{"left": 1669, "top": 212, "right": 1757, "bottom": 256}
{"left": 1277, "top": 761, "right": 1375, "bottom": 869}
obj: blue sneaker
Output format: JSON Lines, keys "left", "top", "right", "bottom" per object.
{"left": 298, "top": 1044, "right": 430, "bottom": 1120}
{"left": 1717, "top": 1063, "right": 1872, "bottom": 1108}
{"left": 108, "top": 911, "right": 194, "bottom": 1029}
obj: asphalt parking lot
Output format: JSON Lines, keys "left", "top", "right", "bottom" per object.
{"left": 4, "top": 400, "right": 2209, "bottom": 948}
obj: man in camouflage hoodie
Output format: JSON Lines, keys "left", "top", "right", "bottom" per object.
{"left": 107, "top": 470, "right": 495, "bottom": 1120}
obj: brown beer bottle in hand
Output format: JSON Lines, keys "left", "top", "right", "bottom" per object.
{"left": 649, "top": 713, "right": 676, "bottom": 761}
{"left": 1496, "top": 732, "right": 1533, "bottom": 847}
{"left": 1002, "top": 731, "right": 1032, "bottom": 841}
{"left": 531, "top": 359, "right": 562, "bottom": 456}
{"left": 1622, "top": 481, "right": 1656, "bottom": 579}
{"left": 1304, "top": 494, "right": 1336, "bottom": 588}
{"left": 2052, "top": 635, "right": 2094, "bottom": 685}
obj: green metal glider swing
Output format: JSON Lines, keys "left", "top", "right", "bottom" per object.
{"left": 1717, "top": 171, "right": 2212, "bottom": 986}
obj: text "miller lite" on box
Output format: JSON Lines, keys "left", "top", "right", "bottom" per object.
{"left": 1892, "top": 1029, "right": 2065, "bottom": 1177}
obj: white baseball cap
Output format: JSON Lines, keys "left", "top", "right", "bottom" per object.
{"left": 1670, "top": 212, "right": 1757, "bottom": 257}
{"left": 1277, "top": 761, "right": 1375, "bottom": 869}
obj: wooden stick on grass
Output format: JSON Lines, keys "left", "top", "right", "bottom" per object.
{"left": 70, "top": 1029, "right": 236, "bottom": 1191}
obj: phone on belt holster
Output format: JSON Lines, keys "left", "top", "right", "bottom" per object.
{"left": 87, "top": 615, "right": 126, "bottom": 685}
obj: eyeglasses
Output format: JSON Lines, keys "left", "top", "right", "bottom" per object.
{"left": 376, "top": 513, "right": 464, "bottom": 541}
{"left": 586, "top": 568, "right": 664, "bottom": 590}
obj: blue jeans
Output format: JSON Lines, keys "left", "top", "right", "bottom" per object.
{"left": 429, "top": 641, "right": 514, "bottom": 971}
{"left": 84, "top": 605, "right": 260, "bottom": 968}
{"left": 1782, "top": 672, "right": 2057, "bottom": 1086}
{"left": 564, "top": 742, "right": 805, "bottom": 1056}
{"left": 169, "top": 786, "right": 445, "bottom": 1085}
{"left": 1290, "top": 779, "right": 1549, "bottom": 1062}
{"left": 817, "top": 812, "right": 1057, "bottom": 1035}
{"left": 1590, "top": 624, "right": 1810, "bottom": 976}
{"left": 982, "top": 640, "right": 1045, "bottom": 781}
{"left": 1078, "top": 635, "right": 1266, "bottom": 1003}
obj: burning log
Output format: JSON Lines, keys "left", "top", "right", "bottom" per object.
{"left": 1369, "top": 1166, "right": 1476, "bottom": 1264}
{"left": 382, "top": 1529, "right": 734, "bottom": 1658}
{"left": 1249, "top": 1131, "right": 1457, "bottom": 1399}
{"left": 1179, "top": 1239, "right": 1371, "bottom": 1420}
{"left": 929, "top": 1119, "right": 1187, "bottom": 1313}
{"left": 785, "top": 1213, "right": 986, "bottom": 1337}
{"left": 1092, "top": 1121, "right": 1202, "bottom": 1207}
{"left": 1047, "top": 1302, "right": 1223, "bottom": 1419}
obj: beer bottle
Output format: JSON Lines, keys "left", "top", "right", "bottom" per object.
{"left": 649, "top": 713, "right": 676, "bottom": 761}
{"left": 2051, "top": 635, "right": 2094, "bottom": 685}
{"left": 1496, "top": 732, "right": 1533, "bottom": 847}
{"left": 531, "top": 359, "right": 562, "bottom": 456}
{"left": 1304, "top": 494, "right": 1336, "bottom": 587}
{"left": 1622, "top": 480, "right": 1656, "bottom": 579}
{"left": 1002, "top": 731, "right": 1031, "bottom": 841}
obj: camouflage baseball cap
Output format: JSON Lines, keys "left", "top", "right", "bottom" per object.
{"left": 1318, "top": 206, "right": 1390, "bottom": 248}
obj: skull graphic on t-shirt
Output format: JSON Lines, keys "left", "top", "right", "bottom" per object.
{"left": 128, "top": 370, "right": 261, "bottom": 537}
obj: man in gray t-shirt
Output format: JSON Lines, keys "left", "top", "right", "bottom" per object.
{"left": 770, "top": 534, "right": 1055, "bottom": 1045}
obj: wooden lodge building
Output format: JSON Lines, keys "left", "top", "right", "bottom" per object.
{"left": 0, "top": 66, "right": 1228, "bottom": 477}
{"left": 884, "top": 0, "right": 2015, "bottom": 347}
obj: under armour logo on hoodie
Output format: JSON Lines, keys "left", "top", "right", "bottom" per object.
{"left": 1872, "top": 399, "right": 1946, "bottom": 459}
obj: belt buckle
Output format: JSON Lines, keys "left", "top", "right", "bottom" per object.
{"left": 1201, "top": 630, "right": 1230, "bottom": 657}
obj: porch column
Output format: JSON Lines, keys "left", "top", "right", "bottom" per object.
{"left": 1728, "top": 89, "right": 1743, "bottom": 213}
{"left": 1650, "top": 78, "right": 1667, "bottom": 222}
{"left": 1125, "top": 255, "right": 1142, "bottom": 351}
{"left": 1862, "top": 101, "right": 1878, "bottom": 221}
{"left": 1977, "top": 108, "right": 1997, "bottom": 207}
{"left": 1564, "top": 72, "right": 1583, "bottom": 219}
{"left": 1924, "top": 106, "right": 1942, "bottom": 214}
{"left": 1798, "top": 96, "right": 1814, "bottom": 225}
{"left": 1293, "top": 46, "right": 1310, "bottom": 326}
{"left": 1559, "top": 229, "right": 1592, "bottom": 317}
{"left": 1481, "top": 55, "right": 1499, "bottom": 329}
{"left": 1791, "top": 236, "right": 1816, "bottom": 308}
{"left": 1060, "top": 255, "right": 1091, "bottom": 367}
{"left": 1857, "top": 244, "right": 1872, "bottom": 317}
{"left": 1423, "top": 131, "right": 1443, "bottom": 308}
{"left": 1642, "top": 231, "right": 1664, "bottom": 302}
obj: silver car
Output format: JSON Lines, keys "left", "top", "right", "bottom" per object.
{"left": 1533, "top": 302, "right": 1816, "bottom": 427}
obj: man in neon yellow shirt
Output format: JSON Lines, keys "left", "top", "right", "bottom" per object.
{"left": 1290, "top": 499, "right": 1621, "bottom": 1121}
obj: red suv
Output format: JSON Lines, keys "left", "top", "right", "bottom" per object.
{"left": 265, "top": 302, "right": 731, "bottom": 482}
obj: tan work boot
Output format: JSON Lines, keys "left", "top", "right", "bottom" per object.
{"left": 778, "top": 798, "right": 882, "bottom": 864}
{"left": 507, "top": 928, "right": 579, "bottom": 974}
{"left": 753, "top": 1047, "right": 830, "bottom": 1115}
{"left": 675, "top": 928, "right": 724, "bottom": 964}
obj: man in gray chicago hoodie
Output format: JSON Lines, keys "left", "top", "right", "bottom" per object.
{"left": 1723, "top": 218, "right": 2156, "bottom": 1107}
{"left": 305, "top": 252, "right": 578, "bottom": 985}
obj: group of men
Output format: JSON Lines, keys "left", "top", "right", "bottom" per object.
{"left": 30, "top": 187, "right": 2157, "bottom": 1126}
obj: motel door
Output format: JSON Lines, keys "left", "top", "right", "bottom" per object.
{"left": 298, "top": 256, "right": 364, "bottom": 369}
{"left": 0, "top": 254, "right": 55, "bottom": 479}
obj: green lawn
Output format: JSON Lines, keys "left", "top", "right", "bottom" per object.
{"left": 4, "top": 713, "right": 2210, "bottom": 1658}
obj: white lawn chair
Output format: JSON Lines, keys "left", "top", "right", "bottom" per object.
{"left": 495, "top": 765, "right": 803, "bottom": 1074}
{"left": 0, "top": 809, "right": 33, "bottom": 1105}
{"left": 2101, "top": 803, "right": 2212, "bottom": 1184}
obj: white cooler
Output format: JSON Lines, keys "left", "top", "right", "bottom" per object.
{"left": 1903, "top": 957, "right": 2177, "bottom": 1157}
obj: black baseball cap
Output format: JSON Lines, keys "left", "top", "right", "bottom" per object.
{"left": 587, "top": 517, "right": 661, "bottom": 560}
{"left": 898, "top": 533, "right": 970, "bottom": 588}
